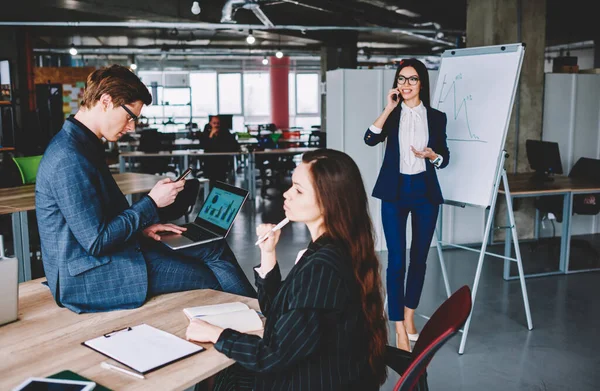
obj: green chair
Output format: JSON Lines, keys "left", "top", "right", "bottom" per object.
{"left": 12, "top": 155, "right": 43, "bottom": 185}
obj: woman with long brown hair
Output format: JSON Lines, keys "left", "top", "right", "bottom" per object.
{"left": 186, "top": 148, "right": 388, "bottom": 390}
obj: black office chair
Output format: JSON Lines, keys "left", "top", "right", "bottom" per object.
{"left": 535, "top": 157, "right": 600, "bottom": 222}
{"left": 158, "top": 179, "right": 201, "bottom": 224}
{"left": 137, "top": 129, "right": 178, "bottom": 176}
{"left": 254, "top": 135, "right": 295, "bottom": 198}
{"left": 533, "top": 157, "right": 600, "bottom": 254}
{"left": 308, "top": 130, "right": 325, "bottom": 148}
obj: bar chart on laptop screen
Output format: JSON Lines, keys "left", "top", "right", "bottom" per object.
{"left": 198, "top": 188, "right": 245, "bottom": 229}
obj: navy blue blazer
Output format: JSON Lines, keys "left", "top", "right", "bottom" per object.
{"left": 364, "top": 105, "right": 449, "bottom": 204}
{"left": 35, "top": 117, "right": 159, "bottom": 313}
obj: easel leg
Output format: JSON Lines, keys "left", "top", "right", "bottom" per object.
{"left": 435, "top": 228, "right": 451, "bottom": 298}
{"left": 458, "top": 205, "right": 495, "bottom": 354}
{"left": 502, "top": 171, "right": 533, "bottom": 330}
{"left": 458, "top": 154, "right": 507, "bottom": 354}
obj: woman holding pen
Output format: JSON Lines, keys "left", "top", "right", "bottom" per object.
{"left": 186, "top": 149, "right": 388, "bottom": 390}
{"left": 364, "top": 58, "right": 449, "bottom": 352}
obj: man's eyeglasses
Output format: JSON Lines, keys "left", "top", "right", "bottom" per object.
{"left": 121, "top": 105, "right": 139, "bottom": 124}
{"left": 397, "top": 76, "right": 420, "bottom": 86}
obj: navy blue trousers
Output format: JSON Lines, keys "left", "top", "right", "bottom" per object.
{"left": 382, "top": 172, "right": 439, "bottom": 321}
{"left": 142, "top": 239, "right": 257, "bottom": 299}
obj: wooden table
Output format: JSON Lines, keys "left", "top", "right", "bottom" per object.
{"left": 499, "top": 173, "right": 600, "bottom": 278}
{"left": 0, "top": 279, "right": 260, "bottom": 391}
{"left": 0, "top": 173, "right": 165, "bottom": 282}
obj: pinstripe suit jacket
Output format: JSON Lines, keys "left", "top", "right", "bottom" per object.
{"left": 214, "top": 236, "right": 379, "bottom": 391}
{"left": 35, "top": 117, "right": 159, "bottom": 313}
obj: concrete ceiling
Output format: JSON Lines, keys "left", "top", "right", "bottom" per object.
{"left": 0, "top": 0, "right": 595, "bottom": 61}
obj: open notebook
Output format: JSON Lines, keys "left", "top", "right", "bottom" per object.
{"left": 184, "top": 302, "right": 264, "bottom": 333}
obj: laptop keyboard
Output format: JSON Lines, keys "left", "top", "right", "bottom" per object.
{"left": 181, "top": 224, "right": 218, "bottom": 242}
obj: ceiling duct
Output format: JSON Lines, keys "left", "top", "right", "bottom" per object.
{"left": 221, "top": 0, "right": 276, "bottom": 28}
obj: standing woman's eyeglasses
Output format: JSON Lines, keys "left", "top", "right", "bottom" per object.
{"left": 397, "top": 76, "right": 420, "bottom": 86}
{"left": 121, "top": 105, "right": 139, "bottom": 123}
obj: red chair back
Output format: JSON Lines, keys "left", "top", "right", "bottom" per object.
{"left": 393, "top": 285, "right": 472, "bottom": 391}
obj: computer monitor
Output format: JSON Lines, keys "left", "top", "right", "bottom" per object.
{"left": 0, "top": 60, "right": 12, "bottom": 102}
{"left": 525, "top": 139, "right": 563, "bottom": 182}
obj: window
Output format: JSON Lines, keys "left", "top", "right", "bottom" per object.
{"left": 294, "top": 116, "right": 321, "bottom": 129}
{"left": 190, "top": 72, "right": 217, "bottom": 117}
{"left": 218, "top": 73, "right": 242, "bottom": 114}
{"left": 244, "top": 73, "right": 270, "bottom": 116}
{"left": 163, "top": 88, "right": 190, "bottom": 106}
{"left": 296, "top": 73, "right": 319, "bottom": 114}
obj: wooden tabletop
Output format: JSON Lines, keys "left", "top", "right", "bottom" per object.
{"left": 0, "top": 173, "right": 163, "bottom": 213}
{"left": 0, "top": 279, "right": 260, "bottom": 391}
{"left": 499, "top": 173, "right": 574, "bottom": 195}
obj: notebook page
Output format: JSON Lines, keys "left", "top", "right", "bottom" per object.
{"left": 183, "top": 301, "right": 249, "bottom": 319}
{"left": 198, "top": 309, "right": 263, "bottom": 332}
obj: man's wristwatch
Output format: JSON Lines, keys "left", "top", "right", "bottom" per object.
{"left": 431, "top": 155, "right": 441, "bottom": 166}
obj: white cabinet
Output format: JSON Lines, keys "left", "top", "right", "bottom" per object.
{"left": 326, "top": 69, "right": 395, "bottom": 251}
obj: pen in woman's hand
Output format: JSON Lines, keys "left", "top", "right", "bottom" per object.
{"left": 254, "top": 218, "right": 290, "bottom": 245}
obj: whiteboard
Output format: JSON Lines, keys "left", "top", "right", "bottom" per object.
{"left": 431, "top": 43, "right": 525, "bottom": 208}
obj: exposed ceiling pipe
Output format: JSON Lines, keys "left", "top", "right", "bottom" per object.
{"left": 33, "top": 47, "right": 320, "bottom": 56}
{"left": 221, "top": 0, "right": 276, "bottom": 28}
{"left": 0, "top": 21, "right": 460, "bottom": 37}
{"left": 221, "top": 0, "right": 247, "bottom": 23}
{"left": 245, "top": 3, "right": 276, "bottom": 28}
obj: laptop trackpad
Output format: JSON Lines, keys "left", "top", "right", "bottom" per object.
{"left": 160, "top": 233, "right": 195, "bottom": 248}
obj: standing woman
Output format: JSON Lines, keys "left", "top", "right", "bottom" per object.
{"left": 364, "top": 58, "right": 449, "bottom": 352}
{"left": 186, "top": 149, "right": 388, "bottom": 390}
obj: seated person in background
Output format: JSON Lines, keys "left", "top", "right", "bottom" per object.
{"left": 186, "top": 149, "right": 388, "bottom": 390}
{"left": 199, "top": 115, "right": 239, "bottom": 182}
{"left": 35, "top": 65, "right": 256, "bottom": 314}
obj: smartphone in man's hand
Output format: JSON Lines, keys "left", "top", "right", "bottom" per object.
{"left": 176, "top": 168, "right": 193, "bottom": 182}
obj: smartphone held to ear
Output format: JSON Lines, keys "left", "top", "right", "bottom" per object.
{"left": 176, "top": 168, "right": 193, "bottom": 182}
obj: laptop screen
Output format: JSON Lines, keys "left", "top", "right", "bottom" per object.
{"left": 196, "top": 183, "right": 247, "bottom": 231}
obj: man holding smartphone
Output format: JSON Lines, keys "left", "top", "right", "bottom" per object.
{"left": 35, "top": 65, "right": 255, "bottom": 314}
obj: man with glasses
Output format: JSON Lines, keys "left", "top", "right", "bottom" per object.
{"left": 35, "top": 65, "right": 256, "bottom": 314}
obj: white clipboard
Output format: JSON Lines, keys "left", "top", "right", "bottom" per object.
{"left": 82, "top": 324, "right": 204, "bottom": 374}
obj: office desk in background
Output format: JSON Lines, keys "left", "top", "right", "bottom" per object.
{"left": 0, "top": 173, "right": 166, "bottom": 282}
{"left": 499, "top": 173, "right": 600, "bottom": 279}
{"left": 0, "top": 279, "right": 260, "bottom": 391}
{"left": 119, "top": 150, "right": 241, "bottom": 175}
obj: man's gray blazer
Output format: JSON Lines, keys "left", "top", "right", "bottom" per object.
{"left": 35, "top": 117, "right": 159, "bottom": 313}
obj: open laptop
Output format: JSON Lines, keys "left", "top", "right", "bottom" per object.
{"left": 160, "top": 181, "right": 248, "bottom": 250}
{"left": 0, "top": 243, "right": 19, "bottom": 326}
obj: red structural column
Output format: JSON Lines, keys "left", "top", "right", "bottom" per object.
{"left": 269, "top": 56, "right": 290, "bottom": 130}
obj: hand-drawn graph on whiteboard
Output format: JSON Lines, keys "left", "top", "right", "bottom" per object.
{"left": 434, "top": 73, "right": 486, "bottom": 143}
{"left": 431, "top": 44, "right": 525, "bottom": 207}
